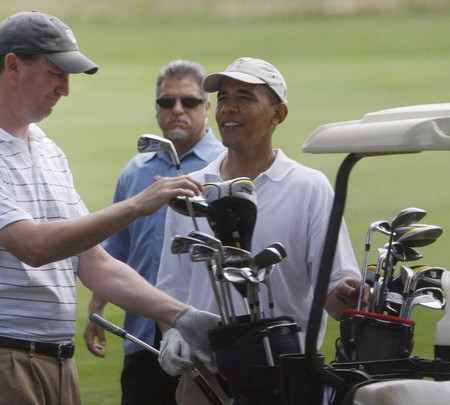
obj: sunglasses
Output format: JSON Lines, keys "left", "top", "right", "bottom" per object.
{"left": 156, "top": 96, "right": 205, "bottom": 109}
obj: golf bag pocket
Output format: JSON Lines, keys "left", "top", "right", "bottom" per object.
{"left": 336, "top": 309, "right": 415, "bottom": 362}
{"left": 208, "top": 316, "right": 302, "bottom": 396}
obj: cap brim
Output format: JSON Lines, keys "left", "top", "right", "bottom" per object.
{"left": 46, "top": 51, "right": 99, "bottom": 75}
{"left": 202, "top": 72, "right": 265, "bottom": 93}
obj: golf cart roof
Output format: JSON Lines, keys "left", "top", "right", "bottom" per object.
{"left": 302, "top": 103, "right": 450, "bottom": 155}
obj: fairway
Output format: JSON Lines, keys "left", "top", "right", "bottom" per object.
{"left": 1, "top": 1, "right": 450, "bottom": 403}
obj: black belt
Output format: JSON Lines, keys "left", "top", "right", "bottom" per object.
{"left": 0, "top": 336, "right": 75, "bottom": 360}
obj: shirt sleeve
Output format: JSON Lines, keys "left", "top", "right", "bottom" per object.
{"left": 0, "top": 182, "right": 34, "bottom": 230}
{"left": 304, "top": 170, "right": 361, "bottom": 295}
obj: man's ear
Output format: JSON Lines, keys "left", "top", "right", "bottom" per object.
{"left": 4, "top": 53, "right": 20, "bottom": 78}
{"left": 272, "top": 103, "right": 288, "bottom": 126}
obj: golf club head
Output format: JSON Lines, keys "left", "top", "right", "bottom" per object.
{"left": 203, "top": 177, "right": 256, "bottom": 203}
{"left": 252, "top": 242, "right": 287, "bottom": 269}
{"left": 365, "top": 220, "right": 391, "bottom": 244}
{"left": 400, "top": 265, "right": 415, "bottom": 296}
{"left": 138, "top": 134, "right": 181, "bottom": 169}
{"left": 203, "top": 178, "right": 257, "bottom": 251}
{"left": 189, "top": 243, "right": 219, "bottom": 262}
{"left": 222, "top": 246, "right": 252, "bottom": 266}
{"left": 412, "top": 266, "right": 446, "bottom": 290}
{"left": 222, "top": 266, "right": 257, "bottom": 299}
{"left": 394, "top": 224, "right": 443, "bottom": 247}
{"left": 168, "top": 195, "right": 211, "bottom": 218}
{"left": 188, "top": 230, "right": 225, "bottom": 262}
{"left": 391, "top": 207, "right": 427, "bottom": 230}
{"left": 405, "top": 287, "right": 445, "bottom": 318}
{"left": 390, "top": 241, "right": 407, "bottom": 262}
{"left": 171, "top": 235, "right": 204, "bottom": 254}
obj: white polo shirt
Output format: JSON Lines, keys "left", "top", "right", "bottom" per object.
{"left": 157, "top": 149, "right": 360, "bottom": 348}
{"left": 0, "top": 124, "right": 88, "bottom": 343}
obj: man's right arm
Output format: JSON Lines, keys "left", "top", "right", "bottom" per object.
{"left": 0, "top": 176, "right": 202, "bottom": 267}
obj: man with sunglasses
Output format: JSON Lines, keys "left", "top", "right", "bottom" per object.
{"left": 84, "top": 60, "right": 225, "bottom": 405}
{"left": 156, "top": 57, "right": 370, "bottom": 404}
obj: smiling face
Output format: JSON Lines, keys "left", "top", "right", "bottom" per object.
{"left": 215, "top": 77, "right": 287, "bottom": 152}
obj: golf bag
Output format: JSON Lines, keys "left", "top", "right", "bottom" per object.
{"left": 208, "top": 316, "right": 302, "bottom": 405}
{"left": 335, "top": 309, "right": 415, "bottom": 362}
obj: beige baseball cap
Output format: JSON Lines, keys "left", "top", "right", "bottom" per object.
{"left": 202, "top": 57, "right": 287, "bottom": 104}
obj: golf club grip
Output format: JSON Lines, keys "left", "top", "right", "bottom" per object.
{"left": 89, "top": 313, "right": 127, "bottom": 339}
{"left": 191, "top": 368, "right": 224, "bottom": 405}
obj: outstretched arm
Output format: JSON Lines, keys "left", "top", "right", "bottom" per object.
{"left": 0, "top": 176, "right": 202, "bottom": 267}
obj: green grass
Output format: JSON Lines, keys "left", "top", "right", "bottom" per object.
{"left": 2, "top": 1, "right": 450, "bottom": 403}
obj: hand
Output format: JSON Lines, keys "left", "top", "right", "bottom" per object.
{"left": 133, "top": 176, "right": 203, "bottom": 217}
{"left": 84, "top": 310, "right": 107, "bottom": 358}
{"left": 158, "top": 328, "right": 193, "bottom": 376}
{"left": 335, "top": 278, "right": 371, "bottom": 310}
{"left": 173, "top": 306, "right": 221, "bottom": 373}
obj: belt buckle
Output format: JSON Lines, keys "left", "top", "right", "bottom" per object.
{"left": 57, "top": 343, "right": 74, "bottom": 360}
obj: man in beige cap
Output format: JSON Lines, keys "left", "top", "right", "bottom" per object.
{"left": 0, "top": 11, "right": 219, "bottom": 405}
{"left": 155, "top": 57, "right": 369, "bottom": 404}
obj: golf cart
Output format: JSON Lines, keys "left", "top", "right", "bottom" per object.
{"left": 298, "top": 103, "right": 450, "bottom": 404}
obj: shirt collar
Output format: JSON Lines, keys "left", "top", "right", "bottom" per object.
{"left": 257, "top": 149, "right": 297, "bottom": 182}
{"left": 203, "top": 149, "right": 297, "bottom": 184}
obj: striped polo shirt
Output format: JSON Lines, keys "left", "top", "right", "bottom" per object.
{"left": 0, "top": 124, "right": 88, "bottom": 343}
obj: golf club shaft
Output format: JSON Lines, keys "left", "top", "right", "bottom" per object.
{"left": 172, "top": 165, "right": 199, "bottom": 231}
{"left": 357, "top": 245, "right": 370, "bottom": 311}
{"left": 89, "top": 314, "right": 224, "bottom": 405}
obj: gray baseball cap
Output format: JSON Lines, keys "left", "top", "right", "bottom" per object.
{"left": 0, "top": 11, "right": 98, "bottom": 74}
{"left": 202, "top": 57, "right": 287, "bottom": 104}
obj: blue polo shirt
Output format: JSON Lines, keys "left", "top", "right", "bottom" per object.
{"left": 103, "top": 129, "right": 225, "bottom": 355}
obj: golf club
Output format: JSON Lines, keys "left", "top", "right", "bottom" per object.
{"left": 171, "top": 235, "right": 204, "bottom": 254}
{"left": 394, "top": 224, "right": 443, "bottom": 247}
{"left": 138, "top": 133, "right": 199, "bottom": 231}
{"left": 374, "top": 207, "right": 427, "bottom": 313}
{"left": 89, "top": 314, "right": 224, "bottom": 405}
{"left": 357, "top": 220, "right": 391, "bottom": 311}
{"left": 402, "top": 287, "right": 445, "bottom": 319}
{"left": 188, "top": 230, "right": 237, "bottom": 323}
{"left": 171, "top": 236, "right": 228, "bottom": 324}
{"left": 251, "top": 242, "right": 287, "bottom": 317}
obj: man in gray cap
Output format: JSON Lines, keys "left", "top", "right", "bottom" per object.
{"left": 0, "top": 11, "right": 219, "bottom": 405}
{"left": 155, "top": 57, "right": 369, "bottom": 404}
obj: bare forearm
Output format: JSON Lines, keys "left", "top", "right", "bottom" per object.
{"left": 79, "top": 247, "right": 185, "bottom": 326}
{"left": 0, "top": 176, "right": 202, "bottom": 267}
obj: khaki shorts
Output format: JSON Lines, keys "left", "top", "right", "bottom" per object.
{"left": 0, "top": 347, "right": 80, "bottom": 405}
